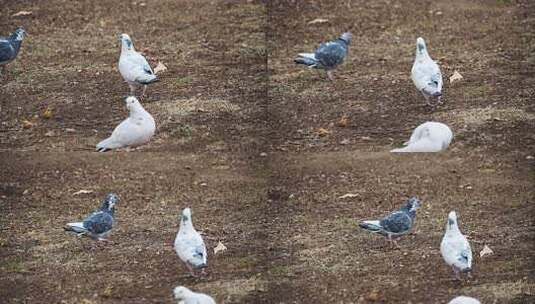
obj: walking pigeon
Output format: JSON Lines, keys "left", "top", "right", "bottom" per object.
{"left": 411, "top": 37, "right": 443, "bottom": 105}
{"left": 359, "top": 197, "right": 421, "bottom": 246}
{"left": 174, "top": 286, "right": 215, "bottom": 304}
{"left": 96, "top": 96, "right": 156, "bottom": 152}
{"left": 64, "top": 193, "right": 119, "bottom": 241}
{"left": 294, "top": 32, "right": 352, "bottom": 81}
{"left": 390, "top": 121, "right": 453, "bottom": 153}
{"left": 174, "top": 208, "right": 208, "bottom": 276}
{"left": 118, "top": 33, "right": 158, "bottom": 98}
{"left": 441, "top": 211, "right": 473, "bottom": 280}
{"left": 448, "top": 296, "right": 480, "bottom": 304}
{"left": 0, "top": 27, "right": 27, "bottom": 75}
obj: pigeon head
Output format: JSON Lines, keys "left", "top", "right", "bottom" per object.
{"left": 416, "top": 37, "right": 427, "bottom": 55}
{"left": 101, "top": 193, "right": 119, "bottom": 211}
{"left": 12, "top": 27, "right": 27, "bottom": 41}
{"left": 120, "top": 33, "right": 134, "bottom": 50}
{"left": 181, "top": 207, "right": 192, "bottom": 222}
{"left": 339, "top": 32, "right": 352, "bottom": 45}
{"left": 447, "top": 211, "right": 458, "bottom": 227}
{"left": 173, "top": 286, "right": 192, "bottom": 300}
{"left": 125, "top": 96, "right": 141, "bottom": 111}
{"left": 405, "top": 197, "right": 421, "bottom": 212}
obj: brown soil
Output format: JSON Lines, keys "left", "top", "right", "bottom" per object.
{"left": 1, "top": 0, "right": 534, "bottom": 303}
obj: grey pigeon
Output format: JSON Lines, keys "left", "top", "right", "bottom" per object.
{"left": 118, "top": 33, "right": 158, "bottom": 98}
{"left": 174, "top": 208, "right": 208, "bottom": 277}
{"left": 174, "top": 286, "right": 215, "bottom": 304}
{"left": 64, "top": 193, "right": 119, "bottom": 241}
{"left": 359, "top": 197, "right": 421, "bottom": 246}
{"left": 0, "top": 27, "right": 27, "bottom": 75}
{"left": 294, "top": 32, "right": 352, "bottom": 81}
{"left": 441, "top": 211, "right": 473, "bottom": 280}
{"left": 411, "top": 37, "right": 443, "bottom": 105}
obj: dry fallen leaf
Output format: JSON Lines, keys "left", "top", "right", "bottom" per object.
{"left": 337, "top": 115, "right": 349, "bottom": 127}
{"left": 480, "top": 245, "right": 494, "bottom": 257}
{"left": 42, "top": 107, "right": 53, "bottom": 119}
{"left": 22, "top": 120, "right": 34, "bottom": 129}
{"left": 338, "top": 193, "right": 359, "bottom": 199}
{"left": 44, "top": 130, "right": 55, "bottom": 137}
{"left": 308, "top": 18, "right": 329, "bottom": 25}
{"left": 73, "top": 190, "right": 93, "bottom": 196}
{"left": 317, "top": 128, "right": 331, "bottom": 137}
{"left": 366, "top": 290, "right": 381, "bottom": 301}
{"left": 12, "top": 11, "right": 32, "bottom": 17}
{"left": 213, "top": 241, "right": 227, "bottom": 254}
{"left": 153, "top": 61, "right": 168, "bottom": 74}
{"left": 449, "top": 70, "right": 463, "bottom": 83}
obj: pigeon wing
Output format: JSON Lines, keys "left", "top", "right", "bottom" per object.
{"left": 83, "top": 211, "right": 113, "bottom": 234}
{"left": 315, "top": 41, "right": 346, "bottom": 69}
{"left": 379, "top": 211, "right": 412, "bottom": 234}
{"left": 0, "top": 39, "right": 15, "bottom": 63}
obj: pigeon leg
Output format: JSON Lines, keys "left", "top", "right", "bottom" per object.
{"left": 141, "top": 85, "right": 148, "bottom": 99}
{"left": 437, "top": 95, "right": 443, "bottom": 104}
{"left": 128, "top": 84, "right": 137, "bottom": 96}
{"left": 185, "top": 263, "right": 197, "bottom": 277}
{"left": 326, "top": 70, "right": 335, "bottom": 81}
{"left": 201, "top": 268, "right": 207, "bottom": 276}
{"left": 452, "top": 266, "right": 462, "bottom": 280}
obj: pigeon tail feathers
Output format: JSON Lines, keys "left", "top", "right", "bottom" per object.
{"left": 65, "top": 222, "right": 86, "bottom": 233}
{"left": 295, "top": 53, "right": 318, "bottom": 67}
{"left": 359, "top": 220, "right": 382, "bottom": 232}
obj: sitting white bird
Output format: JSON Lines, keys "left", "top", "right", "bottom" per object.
{"left": 174, "top": 208, "right": 208, "bottom": 277}
{"left": 174, "top": 286, "right": 215, "bottom": 304}
{"left": 390, "top": 121, "right": 453, "bottom": 153}
{"left": 118, "top": 33, "right": 158, "bottom": 98}
{"left": 411, "top": 37, "right": 443, "bottom": 105}
{"left": 448, "top": 296, "right": 481, "bottom": 304}
{"left": 96, "top": 96, "right": 156, "bottom": 152}
{"left": 441, "top": 211, "right": 473, "bottom": 280}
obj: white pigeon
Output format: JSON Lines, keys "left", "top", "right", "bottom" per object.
{"left": 96, "top": 96, "right": 156, "bottom": 152}
{"left": 448, "top": 296, "right": 481, "bottom": 304}
{"left": 118, "top": 33, "right": 158, "bottom": 98}
{"left": 390, "top": 121, "right": 453, "bottom": 153}
{"left": 441, "top": 211, "right": 473, "bottom": 280}
{"left": 174, "top": 208, "right": 208, "bottom": 276}
{"left": 174, "top": 286, "right": 215, "bottom": 304}
{"left": 411, "top": 37, "right": 443, "bottom": 105}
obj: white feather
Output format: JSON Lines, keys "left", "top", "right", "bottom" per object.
{"left": 391, "top": 122, "right": 452, "bottom": 153}
{"left": 66, "top": 222, "right": 86, "bottom": 233}
{"left": 441, "top": 211, "right": 473, "bottom": 272}
{"left": 96, "top": 97, "right": 155, "bottom": 151}
{"left": 411, "top": 37, "right": 442, "bottom": 96}
{"left": 297, "top": 53, "right": 316, "bottom": 60}
{"left": 448, "top": 296, "right": 480, "bottom": 304}
{"left": 174, "top": 286, "right": 215, "bottom": 304}
{"left": 118, "top": 34, "right": 157, "bottom": 86}
{"left": 174, "top": 208, "right": 208, "bottom": 269}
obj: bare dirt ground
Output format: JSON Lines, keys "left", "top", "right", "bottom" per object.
{"left": 1, "top": 0, "right": 534, "bottom": 303}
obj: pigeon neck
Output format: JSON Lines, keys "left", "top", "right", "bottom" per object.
{"left": 100, "top": 206, "right": 115, "bottom": 216}
{"left": 336, "top": 38, "right": 350, "bottom": 48}
{"left": 180, "top": 217, "right": 194, "bottom": 231}
{"left": 416, "top": 48, "right": 430, "bottom": 60}
{"left": 121, "top": 44, "right": 135, "bottom": 54}
{"left": 9, "top": 39, "right": 23, "bottom": 53}
{"left": 447, "top": 220, "right": 460, "bottom": 234}
{"left": 129, "top": 103, "right": 148, "bottom": 117}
